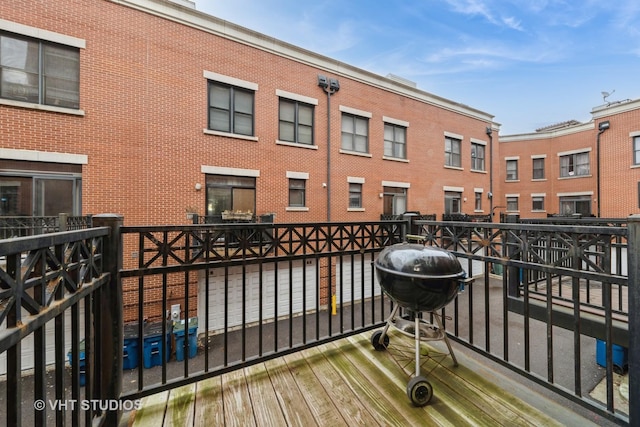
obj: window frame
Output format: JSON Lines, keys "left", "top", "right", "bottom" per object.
{"left": 444, "top": 191, "right": 462, "bottom": 214}
{"left": 559, "top": 152, "right": 590, "bottom": 178}
{"left": 506, "top": 159, "right": 518, "bottom": 181}
{"left": 341, "top": 113, "right": 369, "bottom": 154}
{"left": 633, "top": 136, "right": 640, "bottom": 166}
{"left": 278, "top": 97, "right": 314, "bottom": 145}
{"left": 207, "top": 80, "right": 255, "bottom": 136}
{"left": 288, "top": 178, "right": 306, "bottom": 207}
{"left": 383, "top": 123, "right": 407, "bottom": 159}
{"left": 532, "top": 196, "right": 545, "bottom": 211}
{"left": 1, "top": 31, "right": 80, "bottom": 109}
{"left": 445, "top": 137, "right": 462, "bottom": 168}
{"left": 532, "top": 157, "right": 545, "bottom": 180}
{"left": 348, "top": 182, "right": 363, "bottom": 209}
{"left": 471, "top": 143, "right": 485, "bottom": 171}
{"left": 506, "top": 196, "right": 519, "bottom": 212}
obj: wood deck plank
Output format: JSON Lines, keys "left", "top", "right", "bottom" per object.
{"left": 131, "top": 390, "right": 169, "bottom": 427}
{"left": 244, "top": 362, "right": 289, "bottom": 427}
{"left": 221, "top": 368, "right": 257, "bottom": 427}
{"left": 281, "top": 350, "right": 348, "bottom": 427}
{"left": 263, "top": 355, "right": 320, "bottom": 427}
{"left": 193, "top": 377, "right": 224, "bottom": 426}
{"left": 163, "top": 383, "right": 195, "bottom": 427}
{"left": 301, "top": 345, "right": 382, "bottom": 426}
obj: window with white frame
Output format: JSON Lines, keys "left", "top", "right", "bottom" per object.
{"left": 288, "top": 178, "right": 306, "bottom": 207}
{"left": 349, "top": 183, "right": 362, "bottom": 208}
{"left": 384, "top": 122, "right": 407, "bottom": 159}
{"left": 1, "top": 32, "right": 80, "bottom": 108}
{"left": 559, "top": 151, "right": 590, "bottom": 177}
{"left": 532, "top": 157, "right": 545, "bottom": 180}
{"left": 506, "top": 159, "right": 518, "bottom": 181}
{"left": 506, "top": 196, "right": 519, "bottom": 211}
{"left": 532, "top": 195, "right": 545, "bottom": 211}
{"left": 559, "top": 195, "right": 591, "bottom": 215}
{"left": 341, "top": 113, "right": 369, "bottom": 153}
{"left": 444, "top": 191, "right": 462, "bottom": 214}
{"left": 445, "top": 136, "right": 461, "bottom": 168}
{"left": 278, "top": 97, "right": 314, "bottom": 145}
{"left": 634, "top": 135, "right": 640, "bottom": 166}
{"left": 208, "top": 81, "right": 255, "bottom": 136}
{"left": 475, "top": 191, "right": 482, "bottom": 211}
{"left": 471, "top": 142, "right": 485, "bottom": 171}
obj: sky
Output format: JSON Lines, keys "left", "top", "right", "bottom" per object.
{"left": 195, "top": 0, "right": 640, "bottom": 135}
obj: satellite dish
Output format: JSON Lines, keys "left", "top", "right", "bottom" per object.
{"left": 602, "top": 89, "right": 615, "bottom": 103}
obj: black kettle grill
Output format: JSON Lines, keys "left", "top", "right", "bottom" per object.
{"left": 371, "top": 242, "right": 468, "bottom": 406}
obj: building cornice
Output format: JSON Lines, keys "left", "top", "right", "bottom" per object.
{"left": 499, "top": 122, "right": 594, "bottom": 143}
{"left": 109, "top": 0, "right": 495, "bottom": 125}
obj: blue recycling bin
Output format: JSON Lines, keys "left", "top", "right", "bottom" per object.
{"left": 123, "top": 337, "right": 139, "bottom": 370}
{"left": 173, "top": 317, "right": 198, "bottom": 361}
{"left": 596, "top": 339, "right": 628, "bottom": 372}
{"left": 67, "top": 340, "right": 86, "bottom": 386}
{"left": 143, "top": 321, "right": 172, "bottom": 368}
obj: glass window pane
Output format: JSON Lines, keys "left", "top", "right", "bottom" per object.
{"left": 210, "top": 110, "right": 230, "bottom": 132}
{"left": 280, "top": 100, "right": 294, "bottom": 122}
{"left": 298, "top": 104, "right": 313, "bottom": 126}
{"left": 298, "top": 124, "right": 312, "bottom": 144}
{"left": 234, "top": 90, "right": 253, "bottom": 114}
{"left": 355, "top": 117, "right": 368, "bottom": 135}
{"left": 280, "top": 122, "right": 294, "bottom": 141}
{"left": 234, "top": 113, "right": 253, "bottom": 135}
{"left": 209, "top": 84, "right": 229, "bottom": 109}
{"left": 341, "top": 116, "right": 353, "bottom": 133}
{"left": 1, "top": 36, "right": 39, "bottom": 102}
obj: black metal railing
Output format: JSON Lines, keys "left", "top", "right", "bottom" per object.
{"left": 0, "top": 214, "right": 93, "bottom": 239}
{"left": 413, "top": 217, "right": 635, "bottom": 424}
{"left": 117, "top": 220, "right": 405, "bottom": 403}
{"left": 0, "top": 215, "right": 118, "bottom": 426}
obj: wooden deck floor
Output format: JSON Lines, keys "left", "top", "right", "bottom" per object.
{"left": 124, "top": 330, "right": 601, "bottom": 427}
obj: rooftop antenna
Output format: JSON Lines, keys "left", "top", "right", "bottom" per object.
{"left": 601, "top": 89, "right": 615, "bottom": 104}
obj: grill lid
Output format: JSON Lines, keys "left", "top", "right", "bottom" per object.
{"left": 375, "top": 243, "right": 464, "bottom": 279}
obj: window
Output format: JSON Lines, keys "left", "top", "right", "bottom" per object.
{"left": 444, "top": 191, "right": 462, "bottom": 214}
{"left": 384, "top": 123, "right": 406, "bottom": 159}
{"left": 341, "top": 113, "right": 369, "bottom": 153}
{"left": 1, "top": 32, "right": 80, "bottom": 108}
{"left": 349, "top": 183, "right": 362, "bottom": 208}
{"left": 475, "top": 192, "right": 482, "bottom": 211}
{"left": 471, "top": 143, "right": 485, "bottom": 171}
{"left": 279, "top": 98, "right": 314, "bottom": 145}
{"left": 382, "top": 186, "right": 407, "bottom": 216}
{"left": 208, "top": 81, "right": 254, "bottom": 136}
{"left": 506, "top": 159, "right": 518, "bottom": 181}
{"left": 559, "top": 195, "right": 591, "bottom": 216}
{"left": 532, "top": 196, "right": 545, "bottom": 211}
{"left": 445, "top": 137, "right": 461, "bottom": 168}
{"left": 506, "top": 196, "right": 519, "bottom": 212}
{"left": 289, "top": 179, "right": 306, "bottom": 207}
{"left": 560, "top": 152, "right": 590, "bottom": 177}
{"left": 634, "top": 136, "right": 640, "bottom": 166}
{"left": 0, "top": 160, "right": 82, "bottom": 217}
{"left": 205, "top": 175, "right": 256, "bottom": 216}
{"left": 532, "top": 158, "right": 545, "bottom": 180}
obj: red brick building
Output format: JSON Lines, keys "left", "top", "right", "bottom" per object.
{"left": 498, "top": 100, "right": 640, "bottom": 219}
{"left": 1, "top": 0, "right": 638, "bottom": 224}
{"left": 0, "top": 0, "right": 496, "bottom": 225}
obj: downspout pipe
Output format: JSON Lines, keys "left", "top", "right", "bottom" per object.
{"left": 596, "top": 121, "right": 610, "bottom": 218}
{"left": 486, "top": 126, "right": 494, "bottom": 218}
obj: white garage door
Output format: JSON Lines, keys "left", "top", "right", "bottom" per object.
{"left": 198, "top": 259, "right": 318, "bottom": 332}
{"left": 335, "top": 254, "right": 382, "bottom": 305}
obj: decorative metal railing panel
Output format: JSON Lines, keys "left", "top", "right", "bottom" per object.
{"left": 0, "top": 226, "right": 111, "bottom": 426}
{"left": 414, "top": 219, "right": 631, "bottom": 423}
{"left": 0, "top": 214, "right": 93, "bottom": 239}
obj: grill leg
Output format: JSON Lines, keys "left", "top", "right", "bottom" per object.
{"left": 415, "top": 314, "right": 421, "bottom": 377}
{"left": 434, "top": 312, "right": 458, "bottom": 366}
{"left": 380, "top": 304, "right": 400, "bottom": 339}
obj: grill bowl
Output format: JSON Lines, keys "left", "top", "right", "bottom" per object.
{"left": 375, "top": 243, "right": 465, "bottom": 312}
